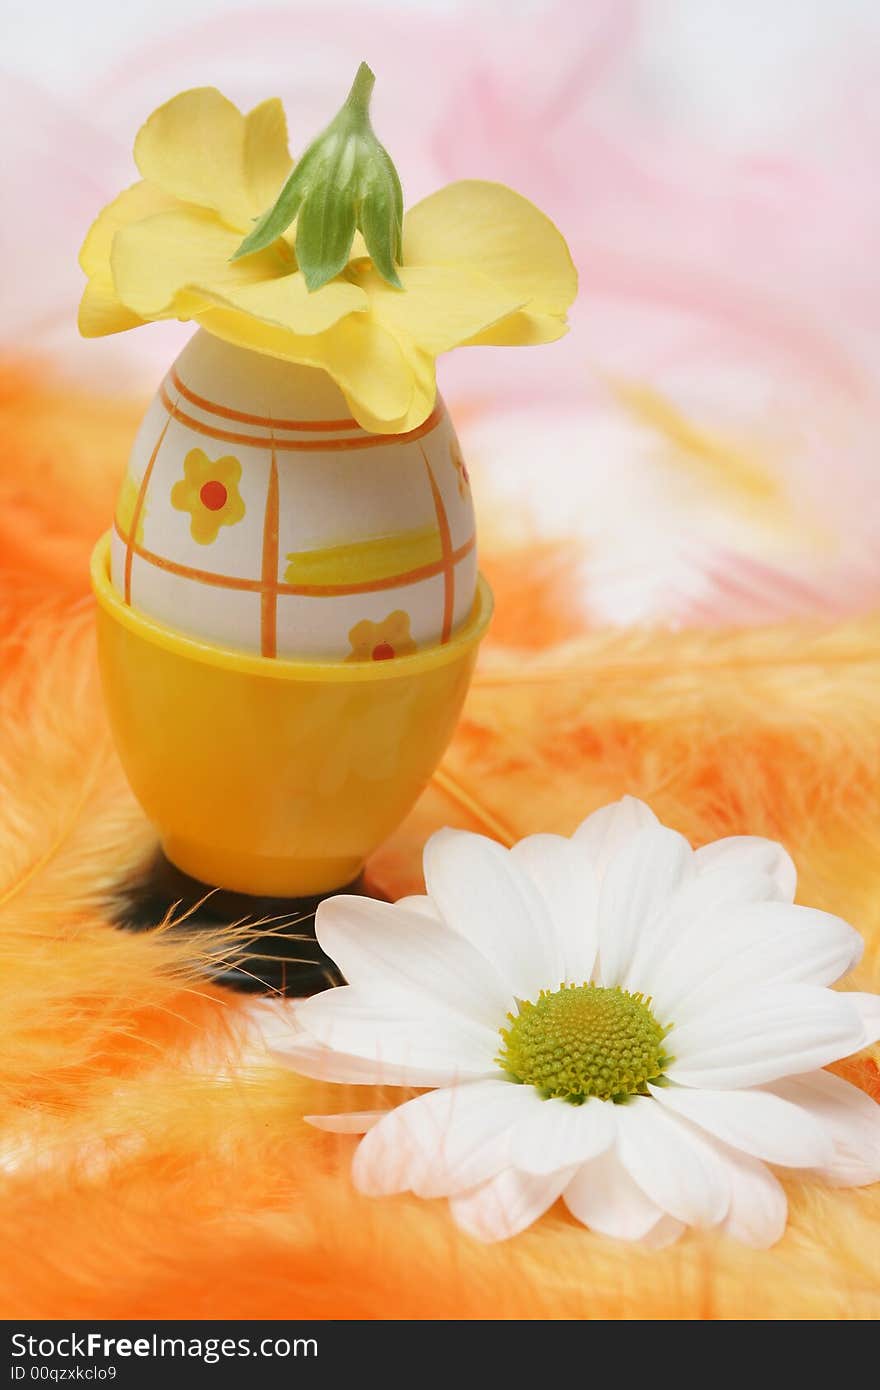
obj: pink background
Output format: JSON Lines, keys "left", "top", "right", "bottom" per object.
{"left": 5, "top": 0, "right": 880, "bottom": 626}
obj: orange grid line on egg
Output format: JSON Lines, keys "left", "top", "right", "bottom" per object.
{"left": 123, "top": 400, "right": 177, "bottom": 606}
{"left": 119, "top": 408, "right": 475, "bottom": 656}
{"left": 115, "top": 519, "right": 475, "bottom": 600}
{"left": 159, "top": 383, "right": 444, "bottom": 452}
{"left": 169, "top": 368, "right": 361, "bottom": 433}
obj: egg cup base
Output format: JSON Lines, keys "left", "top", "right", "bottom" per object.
{"left": 91, "top": 533, "right": 493, "bottom": 899}
{"left": 163, "top": 835, "right": 364, "bottom": 900}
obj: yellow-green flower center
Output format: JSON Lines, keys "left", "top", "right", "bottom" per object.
{"left": 497, "top": 984, "right": 673, "bottom": 1104}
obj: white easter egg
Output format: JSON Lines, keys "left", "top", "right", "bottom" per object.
{"left": 110, "top": 330, "right": 477, "bottom": 661}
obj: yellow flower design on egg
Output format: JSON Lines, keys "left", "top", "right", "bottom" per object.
{"left": 346, "top": 612, "right": 417, "bottom": 663}
{"left": 171, "top": 449, "right": 246, "bottom": 544}
{"left": 77, "top": 86, "right": 577, "bottom": 435}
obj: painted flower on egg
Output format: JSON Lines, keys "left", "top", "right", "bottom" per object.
{"left": 170, "top": 448, "right": 246, "bottom": 544}
{"left": 346, "top": 611, "right": 417, "bottom": 663}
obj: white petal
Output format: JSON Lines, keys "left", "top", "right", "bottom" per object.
{"left": 510, "top": 833, "right": 599, "bottom": 983}
{"left": 846, "top": 991, "right": 880, "bottom": 1048}
{"left": 274, "top": 1033, "right": 458, "bottom": 1087}
{"left": 648, "top": 903, "right": 863, "bottom": 1023}
{"left": 449, "top": 1166, "right": 574, "bottom": 1242}
{"left": 509, "top": 1093, "right": 616, "bottom": 1175}
{"left": 284, "top": 988, "right": 498, "bottom": 1086}
{"left": 615, "top": 1098, "right": 730, "bottom": 1227}
{"left": 571, "top": 796, "right": 660, "bottom": 877}
{"left": 694, "top": 835, "right": 797, "bottom": 902}
{"left": 623, "top": 863, "right": 780, "bottom": 993}
{"left": 563, "top": 1148, "right": 666, "bottom": 1241}
{"left": 641, "top": 1214, "right": 687, "bottom": 1248}
{"left": 648, "top": 1083, "right": 833, "bottom": 1167}
{"left": 423, "top": 828, "right": 563, "bottom": 999}
{"left": 305, "top": 1112, "right": 387, "bottom": 1133}
{"left": 316, "top": 894, "right": 512, "bottom": 1025}
{"left": 666, "top": 984, "right": 868, "bottom": 1089}
{"left": 767, "top": 1069, "right": 880, "bottom": 1186}
{"left": 351, "top": 1080, "right": 524, "bottom": 1198}
{"left": 597, "top": 826, "right": 693, "bottom": 987}
{"left": 395, "top": 894, "right": 443, "bottom": 920}
{"left": 719, "top": 1148, "right": 788, "bottom": 1248}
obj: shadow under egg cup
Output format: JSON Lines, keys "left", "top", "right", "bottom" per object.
{"left": 91, "top": 533, "right": 493, "bottom": 899}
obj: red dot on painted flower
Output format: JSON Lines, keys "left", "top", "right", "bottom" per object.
{"left": 199, "top": 480, "right": 228, "bottom": 511}
{"left": 372, "top": 642, "right": 395, "bottom": 661}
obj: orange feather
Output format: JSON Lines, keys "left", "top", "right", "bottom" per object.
{"left": 0, "top": 361, "right": 878, "bottom": 1319}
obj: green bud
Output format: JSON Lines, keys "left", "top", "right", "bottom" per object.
{"left": 233, "top": 61, "right": 404, "bottom": 292}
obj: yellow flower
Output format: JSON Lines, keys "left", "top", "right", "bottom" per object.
{"left": 78, "top": 87, "right": 577, "bottom": 434}
{"left": 346, "top": 611, "right": 417, "bottom": 662}
{"left": 171, "top": 448, "right": 246, "bottom": 544}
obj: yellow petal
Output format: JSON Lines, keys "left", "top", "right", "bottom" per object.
{"left": 213, "top": 456, "right": 243, "bottom": 487}
{"left": 243, "top": 98, "right": 293, "bottom": 218}
{"left": 79, "top": 181, "right": 184, "bottom": 336}
{"left": 190, "top": 514, "right": 221, "bottom": 546}
{"left": 194, "top": 308, "right": 415, "bottom": 432}
{"left": 79, "top": 180, "right": 179, "bottom": 276}
{"left": 383, "top": 611, "right": 413, "bottom": 643}
{"left": 403, "top": 180, "right": 577, "bottom": 316}
{"left": 357, "top": 262, "right": 524, "bottom": 355}
{"left": 194, "top": 273, "right": 367, "bottom": 338}
{"left": 184, "top": 450, "right": 214, "bottom": 484}
{"left": 389, "top": 344, "right": 437, "bottom": 435}
{"left": 223, "top": 494, "right": 247, "bottom": 527}
{"left": 464, "top": 309, "right": 569, "bottom": 348}
{"left": 171, "top": 480, "right": 195, "bottom": 509}
{"left": 133, "top": 87, "right": 291, "bottom": 230}
{"left": 78, "top": 273, "right": 145, "bottom": 337}
{"left": 111, "top": 206, "right": 284, "bottom": 318}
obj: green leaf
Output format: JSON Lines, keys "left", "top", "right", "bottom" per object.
{"left": 296, "top": 185, "right": 357, "bottom": 291}
{"left": 360, "top": 174, "right": 402, "bottom": 288}
{"left": 233, "top": 170, "right": 305, "bottom": 260}
{"left": 232, "top": 61, "right": 405, "bottom": 292}
{"left": 383, "top": 150, "right": 404, "bottom": 261}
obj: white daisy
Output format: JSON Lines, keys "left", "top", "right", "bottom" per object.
{"left": 274, "top": 798, "right": 880, "bottom": 1246}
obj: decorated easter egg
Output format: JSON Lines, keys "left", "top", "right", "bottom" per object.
{"left": 110, "top": 330, "right": 477, "bottom": 661}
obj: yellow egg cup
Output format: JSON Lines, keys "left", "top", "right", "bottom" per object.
{"left": 92, "top": 534, "right": 492, "bottom": 898}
